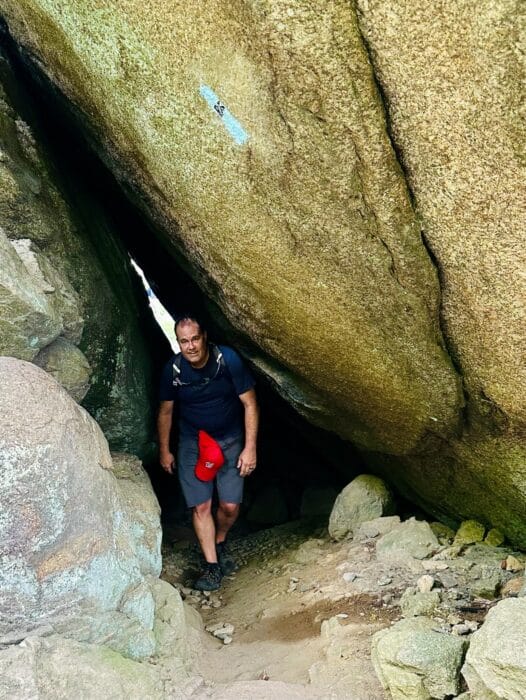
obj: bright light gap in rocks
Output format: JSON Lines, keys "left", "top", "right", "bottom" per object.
{"left": 130, "top": 257, "right": 179, "bottom": 353}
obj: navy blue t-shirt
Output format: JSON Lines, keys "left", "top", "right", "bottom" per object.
{"left": 159, "top": 345, "right": 255, "bottom": 439}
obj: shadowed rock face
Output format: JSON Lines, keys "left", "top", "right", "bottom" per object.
{"left": 0, "top": 2, "right": 524, "bottom": 542}
{"left": 0, "top": 47, "right": 168, "bottom": 457}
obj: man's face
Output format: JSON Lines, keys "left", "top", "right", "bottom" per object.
{"left": 175, "top": 321, "right": 208, "bottom": 368}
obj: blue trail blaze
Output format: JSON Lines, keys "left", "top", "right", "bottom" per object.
{"left": 199, "top": 84, "right": 249, "bottom": 146}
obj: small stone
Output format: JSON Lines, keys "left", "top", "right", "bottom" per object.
{"left": 212, "top": 600, "right": 222, "bottom": 608}
{"left": 321, "top": 616, "right": 343, "bottom": 639}
{"left": 222, "top": 635, "right": 233, "bottom": 645}
{"left": 464, "top": 620, "right": 478, "bottom": 632}
{"left": 501, "top": 575, "right": 524, "bottom": 597}
{"left": 378, "top": 576, "right": 392, "bottom": 586}
{"left": 181, "top": 587, "right": 192, "bottom": 596}
{"left": 447, "top": 613, "right": 462, "bottom": 625}
{"left": 452, "top": 623, "right": 471, "bottom": 635}
{"left": 429, "top": 522, "right": 456, "bottom": 543}
{"left": 484, "top": 528, "right": 505, "bottom": 547}
{"left": 212, "top": 623, "right": 235, "bottom": 640}
{"left": 417, "top": 575, "right": 435, "bottom": 593}
{"left": 421, "top": 561, "right": 449, "bottom": 572}
{"left": 382, "top": 593, "right": 394, "bottom": 605}
{"left": 469, "top": 575, "right": 500, "bottom": 599}
{"left": 504, "top": 555, "right": 524, "bottom": 572}
{"left": 400, "top": 588, "right": 441, "bottom": 618}
{"left": 454, "top": 520, "right": 485, "bottom": 546}
{"left": 343, "top": 572, "right": 357, "bottom": 583}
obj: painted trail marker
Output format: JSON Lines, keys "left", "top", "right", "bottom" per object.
{"left": 199, "top": 85, "right": 249, "bottom": 146}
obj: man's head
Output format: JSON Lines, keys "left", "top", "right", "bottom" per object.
{"left": 174, "top": 315, "right": 208, "bottom": 368}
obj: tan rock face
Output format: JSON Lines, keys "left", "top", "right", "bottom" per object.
{"left": 0, "top": 0, "right": 462, "bottom": 458}
{"left": 1, "top": 2, "right": 524, "bottom": 541}
{"left": 355, "top": 0, "right": 526, "bottom": 426}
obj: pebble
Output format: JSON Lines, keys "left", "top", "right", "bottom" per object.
{"left": 212, "top": 600, "right": 222, "bottom": 608}
{"left": 504, "top": 555, "right": 524, "bottom": 573}
{"left": 417, "top": 575, "right": 435, "bottom": 593}
{"left": 205, "top": 622, "right": 234, "bottom": 635}
{"left": 222, "top": 635, "right": 233, "bottom": 645}
{"left": 212, "top": 625, "right": 235, "bottom": 641}
{"left": 378, "top": 576, "right": 392, "bottom": 586}
{"left": 421, "top": 561, "right": 449, "bottom": 572}
{"left": 447, "top": 613, "right": 463, "bottom": 626}
{"left": 382, "top": 593, "right": 393, "bottom": 605}
{"left": 343, "top": 572, "right": 357, "bottom": 583}
{"left": 452, "top": 623, "right": 471, "bottom": 636}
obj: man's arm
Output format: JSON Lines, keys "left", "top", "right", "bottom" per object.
{"left": 237, "top": 388, "right": 259, "bottom": 477}
{"left": 158, "top": 400, "right": 175, "bottom": 473}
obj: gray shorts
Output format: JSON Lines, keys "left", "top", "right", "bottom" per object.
{"left": 177, "top": 433, "right": 245, "bottom": 508}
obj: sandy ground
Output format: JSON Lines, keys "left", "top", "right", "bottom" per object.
{"left": 162, "top": 521, "right": 397, "bottom": 698}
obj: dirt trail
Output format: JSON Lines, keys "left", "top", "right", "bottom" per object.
{"left": 162, "top": 521, "right": 396, "bottom": 698}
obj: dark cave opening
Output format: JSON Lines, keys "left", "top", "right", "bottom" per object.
{"left": 0, "top": 27, "right": 370, "bottom": 538}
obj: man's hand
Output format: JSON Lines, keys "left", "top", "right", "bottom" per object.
{"left": 237, "top": 446, "right": 257, "bottom": 477}
{"left": 238, "top": 388, "right": 258, "bottom": 478}
{"left": 160, "top": 450, "right": 175, "bottom": 474}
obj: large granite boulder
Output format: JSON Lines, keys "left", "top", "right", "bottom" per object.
{"left": 372, "top": 617, "right": 468, "bottom": 700}
{"left": 0, "top": 636, "right": 165, "bottom": 700}
{"left": 462, "top": 598, "right": 526, "bottom": 699}
{"left": 353, "top": 0, "right": 526, "bottom": 538}
{"left": 328, "top": 474, "right": 394, "bottom": 541}
{"left": 0, "top": 52, "right": 167, "bottom": 456}
{"left": 0, "top": 0, "right": 461, "bottom": 461}
{"left": 1, "top": 2, "right": 524, "bottom": 542}
{"left": 0, "top": 358, "right": 161, "bottom": 657}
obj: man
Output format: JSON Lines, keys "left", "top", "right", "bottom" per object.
{"left": 158, "top": 315, "right": 258, "bottom": 591}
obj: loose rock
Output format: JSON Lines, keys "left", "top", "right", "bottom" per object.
{"left": 328, "top": 475, "right": 394, "bottom": 541}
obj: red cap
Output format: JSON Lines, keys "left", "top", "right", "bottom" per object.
{"left": 194, "top": 430, "right": 225, "bottom": 482}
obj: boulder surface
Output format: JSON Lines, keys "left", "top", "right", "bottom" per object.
{"left": 1, "top": 1, "right": 524, "bottom": 541}
{"left": 329, "top": 474, "right": 394, "bottom": 541}
{"left": 462, "top": 598, "right": 526, "bottom": 699}
{"left": 0, "top": 358, "right": 161, "bottom": 650}
{"left": 0, "top": 53, "right": 167, "bottom": 456}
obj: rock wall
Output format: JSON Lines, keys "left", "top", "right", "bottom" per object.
{"left": 0, "top": 359, "right": 161, "bottom": 646}
{"left": 0, "top": 2, "right": 524, "bottom": 542}
{"left": 0, "top": 46, "right": 167, "bottom": 457}
{"left": 0, "top": 358, "right": 203, "bottom": 693}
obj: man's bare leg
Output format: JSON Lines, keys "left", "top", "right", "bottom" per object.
{"left": 193, "top": 499, "right": 218, "bottom": 563}
{"left": 215, "top": 501, "right": 240, "bottom": 544}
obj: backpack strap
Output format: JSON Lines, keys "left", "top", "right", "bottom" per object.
{"left": 172, "top": 343, "right": 226, "bottom": 387}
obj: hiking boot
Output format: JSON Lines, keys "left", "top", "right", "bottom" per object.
{"left": 216, "top": 541, "right": 239, "bottom": 576}
{"left": 194, "top": 563, "right": 223, "bottom": 591}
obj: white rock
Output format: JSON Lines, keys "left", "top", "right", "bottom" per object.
{"left": 417, "top": 575, "right": 435, "bottom": 593}
{"left": 343, "top": 572, "right": 357, "bottom": 583}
